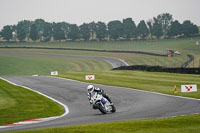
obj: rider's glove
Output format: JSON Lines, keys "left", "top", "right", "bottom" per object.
{"left": 89, "top": 100, "right": 93, "bottom": 104}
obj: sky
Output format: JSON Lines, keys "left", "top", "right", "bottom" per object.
{"left": 0, "top": 0, "right": 200, "bottom": 30}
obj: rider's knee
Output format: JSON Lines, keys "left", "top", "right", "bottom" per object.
{"left": 92, "top": 104, "right": 98, "bottom": 109}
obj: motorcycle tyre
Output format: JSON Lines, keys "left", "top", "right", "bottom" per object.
{"left": 98, "top": 105, "right": 107, "bottom": 114}
{"left": 111, "top": 104, "right": 116, "bottom": 113}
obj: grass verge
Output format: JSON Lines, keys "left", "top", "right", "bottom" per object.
{"left": 0, "top": 53, "right": 112, "bottom": 76}
{"left": 0, "top": 48, "right": 190, "bottom": 69}
{"left": 0, "top": 79, "right": 64, "bottom": 125}
{"left": 60, "top": 70, "right": 200, "bottom": 99}
{"left": 8, "top": 113, "right": 200, "bottom": 133}
{"left": 1, "top": 37, "right": 200, "bottom": 68}
{"left": 1, "top": 38, "right": 200, "bottom": 53}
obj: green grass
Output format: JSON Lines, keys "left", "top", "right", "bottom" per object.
{"left": 126, "top": 54, "right": 188, "bottom": 67}
{"left": 0, "top": 79, "right": 64, "bottom": 125}
{"left": 0, "top": 52, "right": 112, "bottom": 76}
{"left": 7, "top": 114, "right": 200, "bottom": 133}
{"left": 1, "top": 38, "right": 200, "bottom": 68}
{"left": 0, "top": 47, "right": 195, "bottom": 70}
{"left": 60, "top": 70, "right": 200, "bottom": 99}
{"left": 1, "top": 38, "right": 200, "bottom": 53}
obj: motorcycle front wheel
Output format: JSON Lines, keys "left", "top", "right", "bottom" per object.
{"left": 98, "top": 104, "right": 107, "bottom": 114}
{"left": 111, "top": 104, "right": 116, "bottom": 113}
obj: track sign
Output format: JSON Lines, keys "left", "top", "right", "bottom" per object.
{"left": 196, "top": 41, "right": 199, "bottom": 45}
{"left": 181, "top": 85, "right": 197, "bottom": 92}
{"left": 51, "top": 71, "right": 58, "bottom": 76}
{"left": 85, "top": 75, "right": 95, "bottom": 80}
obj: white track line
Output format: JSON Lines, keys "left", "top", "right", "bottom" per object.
{"left": 0, "top": 77, "right": 69, "bottom": 129}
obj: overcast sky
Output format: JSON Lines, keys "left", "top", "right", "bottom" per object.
{"left": 0, "top": 0, "right": 199, "bottom": 29}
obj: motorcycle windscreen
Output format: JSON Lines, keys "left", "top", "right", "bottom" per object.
{"left": 101, "top": 98, "right": 107, "bottom": 104}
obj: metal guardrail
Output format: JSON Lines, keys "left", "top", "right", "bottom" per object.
{"left": 181, "top": 54, "right": 194, "bottom": 68}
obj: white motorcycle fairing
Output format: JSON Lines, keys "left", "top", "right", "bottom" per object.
{"left": 90, "top": 92, "right": 115, "bottom": 114}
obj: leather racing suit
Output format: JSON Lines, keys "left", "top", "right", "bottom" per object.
{"left": 87, "top": 87, "right": 112, "bottom": 107}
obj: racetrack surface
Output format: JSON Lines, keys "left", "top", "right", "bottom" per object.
{"left": 1, "top": 76, "right": 200, "bottom": 132}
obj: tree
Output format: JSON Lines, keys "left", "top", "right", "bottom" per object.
{"left": 107, "top": 20, "right": 123, "bottom": 40}
{"left": 17, "top": 20, "right": 32, "bottom": 41}
{"left": 122, "top": 18, "right": 137, "bottom": 40}
{"left": 1, "top": 25, "right": 13, "bottom": 41}
{"left": 29, "top": 24, "right": 39, "bottom": 41}
{"left": 59, "top": 22, "right": 70, "bottom": 40}
{"left": 52, "top": 23, "right": 65, "bottom": 41}
{"left": 167, "top": 20, "right": 182, "bottom": 38}
{"left": 79, "top": 23, "right": 90, "bottom": 41}
{"left": 192, "top": 25, "right": 199, "bottom": 35}
{"left": 156, "top": 13, "right": 173, "bottom": 38}
{"left": 17, "top": 22, "right": 26, "bottom": 42}
{"left": 68, "top": 24, "right": 80, "bottom": 41}
{"left": 89, "top": 22, "right": 96, "bottom": 40}
{"left": 147, "top": 19, "right": 153, "bottom": 39}
{"left": 152, "top": 18, "right": 163, "bottom": 39}
{"left": 96, "top": 21, "right": 107, "bottom": 41}
{"left": 43, "top": 22, "right": 53, "bottom": 42}
{"left": 182, "top": 20, "right": 199, "bottom": 37}
{"left": 137, "top": 20, "right": 149, "bottom": 39}
{"left": 34, "top": 19, "right": 46, "bottom": 40}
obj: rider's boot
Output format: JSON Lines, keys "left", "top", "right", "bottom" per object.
{"left": 103, "top": 93, "right": 113, "bottom": 105}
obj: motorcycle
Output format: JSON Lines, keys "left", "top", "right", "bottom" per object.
{"left": 90, "top": 92, "right": 116, "bottom": 114}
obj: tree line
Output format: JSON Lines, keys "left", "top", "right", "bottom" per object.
{"left": 0, "top": 13, "right": 199, "bottom": 42}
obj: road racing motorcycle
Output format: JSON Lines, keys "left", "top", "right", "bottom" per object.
{"left": 90, "top": 92, "right": 116, "bottom": 114}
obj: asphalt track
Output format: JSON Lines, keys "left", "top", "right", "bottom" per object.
{"left": 1, "top": 76, "right": 200, "bottom": 132}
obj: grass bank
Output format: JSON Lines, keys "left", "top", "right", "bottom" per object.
{"left": 60, "top": 70, "right": 200, "bottom": 99}
{"left": 1, "top": 37, "right": 200, "bottom": 68}
{"left": 0, "top": 79, "right": 64, "bottom": 125}
{"left": 1, "top": 38, "right": 200, "bottom": 53}
{"left": 8, "top": 113, "right": 200, "bottom": 133}
{"left": 0, "top": 48, "right": 194, "bottom": 70}
{"left": 0, "top": 53, "right": 112, "bottom": 76}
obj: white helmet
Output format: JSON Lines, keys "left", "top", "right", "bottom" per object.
{"left": 87, "top": 85, "right": 94, "bottom": 92}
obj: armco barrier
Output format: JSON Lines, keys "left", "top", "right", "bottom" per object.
{"left": 113, "top": 65, "right": 200, "bottom": 74}
{"left": 181, "top": 54, "right": 194, "bottom": 68}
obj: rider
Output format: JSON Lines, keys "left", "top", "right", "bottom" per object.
{"left": 87, "top": 85, "right": 113, "bottom": 105}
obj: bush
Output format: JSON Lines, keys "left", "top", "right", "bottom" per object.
{"left": 113, "top": 65, "right": 200, "bottom": 74}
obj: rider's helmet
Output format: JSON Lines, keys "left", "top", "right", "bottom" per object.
{"left": 87, "top": 85, "right": 94, "bottom": 92}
